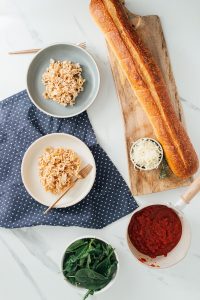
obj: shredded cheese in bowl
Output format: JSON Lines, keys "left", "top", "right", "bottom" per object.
{"left": 130, "top": 138, "right": 163, "bottom": 170}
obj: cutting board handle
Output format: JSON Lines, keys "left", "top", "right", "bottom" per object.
{"left": 132, "top": 16, "right": 143, "bottom": 29}
{"left": 126, "top": 11, "right": 143, "bottom": 29}
{"left": 122, "top": 1, "right": 143, "bottom": 29}
{"left": 181, "top": 176, "right": 200, "bottom": 204}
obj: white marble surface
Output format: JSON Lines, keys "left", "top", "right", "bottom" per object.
{"left": 1, "top": 0, "right": 200, "bottom": 299}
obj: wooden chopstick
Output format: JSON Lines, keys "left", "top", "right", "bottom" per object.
{"left": 8, "top": 48, "right": 41, "bottom": 54}
{"left": 43, "top": 179, "right": 77, "bottom": 215}
{"left": 43, "top": 164, "right": 92, "bottom": 214}
{"left": 8, "top": 42, "right": 86, "bottom": 55}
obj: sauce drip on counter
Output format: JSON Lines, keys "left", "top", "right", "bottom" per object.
{"left": 128, "top": 205, "right": 182, "bottom": 258}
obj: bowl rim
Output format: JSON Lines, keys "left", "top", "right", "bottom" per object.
{"left": 21, "top": 132, "right": 96, "bottom": 208}
{"left": 26, "top": 42, "right": 100, "bottom": 118}
{"left": 126, "top": 202, "right": 191, "bottom": 269}
{"left": 61, "top": 235, "right": 119, "bottom": 295}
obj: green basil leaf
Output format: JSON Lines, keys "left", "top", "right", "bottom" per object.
{"left": 75, "top": 244, "right": 89, "bottom": 258}
{"left": 64, "top": 245, "right": 89, "bottom": 272}
{"left": 66, "top": 239, "right": 88, "bottom": 252}
{"left": 159, "top": 157, "right": 170, "bottom": 179}
{"left": 91, "top": 257, "right": 101, "bottom": 270}
{"left": 66, "top": 275, "right": 76, "bottom": 285}
{"left": 65, "top": 270, "right": 76, "bottom": 277}
{"left": 88, "top": 238, "right": 95, "bottom": 249}
{"left": 79, "top": 257, "right": 86, "bottom": 267}
{"left": 107, "top": 245, "right": 113, "bottom": 255}
{"left": 75, "top": 268, "right": 109, "bottom": 290}
{"left": 86, "top": 254, "right": 91, "bottom": 268}
{"left": 107, "top": 261, "right": 118, "bottom": 278}
{"left": 63, "top": 261, "right": 77, "bottom": 273}
{"left": 110, "top": 253, "right": 117, "bottom": 263}
{"left": 95, "top": 257, "right": 110, "bottom": 276}
{"left": 101, "top": 243, "right": 111, "bottom": 256}
{"left": 92, "top": 247, "right": 102, "bottom": 256}
{"left": 92, "top": 239, "right": 99, "bottom": 247}
{"left": 65, "top": 254, "right": 77, "bottom": 264}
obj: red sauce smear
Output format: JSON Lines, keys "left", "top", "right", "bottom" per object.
{"left": 139, "top": 257, "right": 146, "bottom": 263}
{"left": 128, "top": 205, "right": 182, "bottom": 258}
{"left": 149, "top": 264, "right": 159, "bottom": 268}
{"left": 138, "top": 258, "right": 160, "bottom": 267}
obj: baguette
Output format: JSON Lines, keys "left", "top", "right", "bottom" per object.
{"left": 89, "top": 0, "right": 199, "bottom": 178}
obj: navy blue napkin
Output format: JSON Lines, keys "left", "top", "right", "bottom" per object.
{"left": 0, "top": 90, "right": 138, "bottom": 228}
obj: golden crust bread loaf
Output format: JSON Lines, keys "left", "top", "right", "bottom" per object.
{"left": 89, "top": 0, "right": 199, "bottom": 178}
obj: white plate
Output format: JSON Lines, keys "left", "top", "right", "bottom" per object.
{"left": 21, "top": 133, "right": 96, "bottom": 208}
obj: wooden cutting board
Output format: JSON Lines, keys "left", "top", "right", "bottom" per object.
{"left": 107, "top": 8, "right": 192, "bottom": 196}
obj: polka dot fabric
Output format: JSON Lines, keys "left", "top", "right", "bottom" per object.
{"left": 0, "top": 90, "right": 138, "bottom": 229}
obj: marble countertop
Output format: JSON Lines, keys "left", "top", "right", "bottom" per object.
{"left": 1, "top": 0, "right": 200, "bottom": 299}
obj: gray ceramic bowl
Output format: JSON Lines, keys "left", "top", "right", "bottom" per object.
{"left": 26, "top": 43, "right": 100, "bottom": 118}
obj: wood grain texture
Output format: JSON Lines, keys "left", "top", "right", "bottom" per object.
{"left": 107, "top": 11, "right": 192, "bottom": 195}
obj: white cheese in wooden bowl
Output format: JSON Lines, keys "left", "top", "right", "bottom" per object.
{"left": 130, "top": 138, "right": 163, "bottom": 171}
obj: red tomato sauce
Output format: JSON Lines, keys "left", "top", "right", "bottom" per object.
{"left": 128, "top": 205, "right": 182, "bottom": 258}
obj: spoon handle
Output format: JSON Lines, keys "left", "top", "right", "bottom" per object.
{"left": 181, "top": 176, "right": 200, "bottom": 204}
